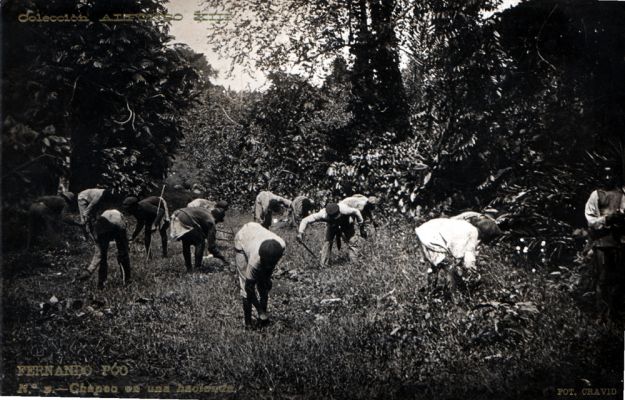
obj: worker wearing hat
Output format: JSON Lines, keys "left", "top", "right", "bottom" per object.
{"left": 234, "top": 222, "right": 286, "bottom": 328}
{"left": 122, "top": 195, "right": 170, "bottom": 258}
{"left": 297, "top": 202, "right": 364, "bottom": 267}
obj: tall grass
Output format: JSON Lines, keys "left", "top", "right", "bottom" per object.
{"left": 2, "top": 209, "right": 621, "bottom": 399}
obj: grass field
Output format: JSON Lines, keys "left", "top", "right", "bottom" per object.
{"left": 1, "top": 207, "right": 622, "bottom": 399}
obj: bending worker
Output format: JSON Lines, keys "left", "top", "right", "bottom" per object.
{"left": 297, "top": 202, "right": 364, "bottom": 267}
{"left": 77, "top": 187, "right": 110, "bottom": 238}
{"left": 81, "top": 209, "right": 131, "bottom": 289}
{"left": 255, "top": 191, "right": 292, "bottom": 228}
{"left": 415, "top": 217, "right": 480, "bottom": 293}
{"left": 289, "top": 195, "right": 315, "bottom": 227}
{"left": 170, "top": 207, "right": 226, "bottom": 271}
{"left": 122, "top": 196, "right": 170, "bottom": 258}
{"left": 339, "top": 194, "right": 379, "bottom": 238}
{"left": 187, "top": 198, "right": 229, "bottom": 212}
{"left": 27, "top": 191, "right": 77, "bottom": 248}
{"left": 234, "top": 222, "right": 286, "bottom": 328}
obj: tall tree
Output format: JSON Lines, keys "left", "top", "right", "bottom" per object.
{"left": 2, "top": 0, "right": 202, "bottom": 202}
{"left": 203, "top": 0, "right": 411, "bottom": 147}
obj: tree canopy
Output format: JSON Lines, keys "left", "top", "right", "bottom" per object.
{"left": 2, "top": 0, "right": 204, "bottom": 202}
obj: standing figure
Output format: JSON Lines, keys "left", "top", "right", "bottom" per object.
{"left": 339, "top": 194, "right": 379, "bottom": 238}
{"left": 170, "top": 207, "right": 226, "bottom": 271}
{"left": 234, "top": 222, "right": 286, "bottom": 328}
{"left": 297, "top": 203, "right": 364, "bottom": 267}
{"left": 122, "top": 196, "right": 170, "bottom": 258}
{"left": 254, "top": 191, "right": 292, "bottom": 228}
{"left": 27, "top": 192, "right": 77, "bottom": 248}
{"left": 584, "top": 177, "right": 625, "bottom": 321}
{"left": 288, "top": 195, "right": 315, "bottom": 227}
{"left": 77, "top": 188, "right": 110, "bottom": 238}
{"left": 82, "top": 210, "right": 131, "bottom": 289}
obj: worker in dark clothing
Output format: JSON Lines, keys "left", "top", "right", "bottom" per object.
{"left": 122, "top": 196, "right": 170, "bottom": 258}
{"left": 27, "top": 192, "right": 77, "bottom": 248}
{"left": 170, "top": 207, "right": 226, "bottom": 271}
{"left": 81, "top": 209, "right": 131, "bottom": 289}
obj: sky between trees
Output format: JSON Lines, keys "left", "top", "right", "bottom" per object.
{"left": 166, "top": 0, "right": 521, "bottom": 91}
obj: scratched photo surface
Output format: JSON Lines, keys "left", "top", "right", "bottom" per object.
{"left": 2, "top": 0, "right": 624, "bottom": 399}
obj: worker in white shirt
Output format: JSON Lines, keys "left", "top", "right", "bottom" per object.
{"left": 584, "top": 172, "right": 625, "bottom": 321}
{"left": 415, "top": 217, "right": 480, "bottom": 293}
{"left": 77, "top": 188, "right": 110, "bottom": 238}
{"left": 297, "top": 203, "right": 364, "bottom": 267}
{"left": 339, "top": 194, "right": 379, "bottom": 238}
{"left": 234, "top": 222, "right": 286, "bottom": 328}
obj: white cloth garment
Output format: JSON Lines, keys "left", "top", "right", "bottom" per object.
{"left": 414, "top": 218, "right": 479, "bottom": 270}
{"left": 187, "top": 198, "right": 216, "bottom": 210}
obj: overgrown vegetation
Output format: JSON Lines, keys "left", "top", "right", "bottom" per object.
{"left": 2, "top": 0, "right": 203, "bottom": 202}
{"left": 2, "top": 209, "right": 621, "bottom": 399}
{"left": 3, "top": 0, "right": 624, "bottom": 397}
{"left": 184, "top": 0, "right": 625, "bottom": 244}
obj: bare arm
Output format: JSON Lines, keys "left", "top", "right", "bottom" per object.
{"left": 298, "top": 210, "right": 326, "bottom": 235}
{"left": 346, "top": 207, "right": 364, "bottom": 225}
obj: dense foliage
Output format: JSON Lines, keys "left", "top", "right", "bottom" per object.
{"left": 180, "top": 0, "right": 625, "bottom": 254}
{"left": 2, "top": 0, "right": 203, "bottom": 203}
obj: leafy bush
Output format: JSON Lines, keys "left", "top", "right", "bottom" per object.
{"left": 2, "top": 0, "right": 203, "bottom": 201}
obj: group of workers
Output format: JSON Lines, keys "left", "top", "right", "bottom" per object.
{"left": 26, "top": 171, "right": 625, "bottom": 326}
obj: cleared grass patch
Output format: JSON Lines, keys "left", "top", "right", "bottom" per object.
{"left": 2, "top": 210, "right": 621, "bottom": 399}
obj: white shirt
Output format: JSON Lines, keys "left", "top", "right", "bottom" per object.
{"left": 339, "top": 194, "right": 370, "bottom": 211}
{"left": 584, "top": 188, "right": 625, "bottom": 230}
{"left": 187, "top": 198, "right": 216, "bottom": 209}
{"left": 415, "top": 218, "right": 479, "bottom": 270}
{"left": 298, "top": 203, "right": 364, "bottom": 234}
{"left": 234, "top": 222, "right": 286, "bottom": 279}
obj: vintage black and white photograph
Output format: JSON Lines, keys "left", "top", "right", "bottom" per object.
{"left": 1, "top": 0, "right": 624, "bottom": 398}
